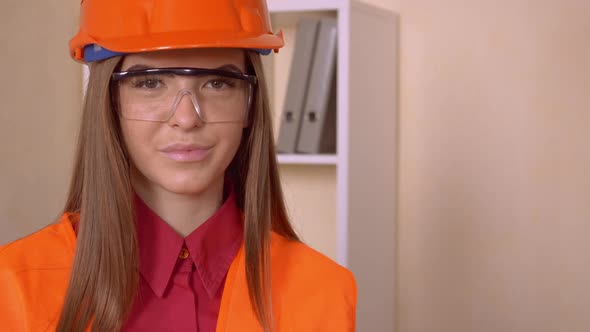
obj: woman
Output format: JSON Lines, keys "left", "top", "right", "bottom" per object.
{"left": 0, "top": 0, "right": 356, "bottom": 331}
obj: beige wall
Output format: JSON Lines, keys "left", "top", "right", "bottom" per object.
{"left": 391, "top": 0, "right": 590, "bottom": 331}
{"left": 0, "top": 0, "right": 81, "bottom": 243}
{"left": 2, "top": 1, "right": 590, "bottom": 332}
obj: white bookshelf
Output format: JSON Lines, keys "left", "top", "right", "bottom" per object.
{"left": 267, "top": 1, "right": 398, "bottom": 331}
{"left": 269, "top": 0, "right": 346, "bottom": 12}
{"left": 276, "top": 154, "right": 338, "bottom": 165}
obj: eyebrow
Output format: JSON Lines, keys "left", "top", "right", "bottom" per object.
{"left": 123, "top": 64, "right": 244, "bottom": 73}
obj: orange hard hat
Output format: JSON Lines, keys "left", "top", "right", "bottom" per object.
{"left": 69, "top": 0, "right": 284, "bottom": 63}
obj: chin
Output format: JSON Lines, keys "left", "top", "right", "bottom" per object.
{"left": 158, "top": 172, "right": 221, "bottom": 196}
{"left": 159, "top": 179, "right": 207, "bottom": 196}
{"left": 134, "top": 152, "right": 230, "bottom": 196}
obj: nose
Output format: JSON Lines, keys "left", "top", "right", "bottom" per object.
{"left": 168, "top": 90, "right": 204, "bottom": 129}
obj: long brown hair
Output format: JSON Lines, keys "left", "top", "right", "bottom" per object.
{"left": 57, "top": 51, "right": 298, "bottom": 331}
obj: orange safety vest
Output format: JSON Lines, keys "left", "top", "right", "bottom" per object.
{"left": 0, "top": 213, "right": 356, "bottom": 331}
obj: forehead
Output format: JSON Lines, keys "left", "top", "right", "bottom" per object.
{"left": 120, "top": 48, "right": 247, "bottom": 71}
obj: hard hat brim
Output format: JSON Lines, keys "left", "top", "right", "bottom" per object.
{"left": 70, "top": 30, "right": 284, "bottom": 63}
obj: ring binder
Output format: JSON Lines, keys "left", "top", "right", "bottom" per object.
{"left": 296, "top": 17, "right": 338, "bottom": 154}
{"left": 276, "top": 18, "right": 321, "bottom": 154}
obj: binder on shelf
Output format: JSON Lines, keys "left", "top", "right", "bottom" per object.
{"left": 296, "top": 17, "right": 338, "bottom": 154}
{"left": 276, "top": 18, "right": 321, "bottom": 154}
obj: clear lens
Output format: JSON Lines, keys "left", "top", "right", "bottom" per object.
{"left": 117, "top": 72, "right": 252, "bottom": 123}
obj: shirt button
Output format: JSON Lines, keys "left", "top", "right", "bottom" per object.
{"left": 178, "top": 247, "right": 190, "bottom": 260}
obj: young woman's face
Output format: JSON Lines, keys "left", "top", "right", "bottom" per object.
{"left": 117, "top": 48, "right": 247, "bottom": 196}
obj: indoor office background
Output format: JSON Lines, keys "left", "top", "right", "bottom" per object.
{"left": 1, "top": 1, "right": 589, "bottom": 332}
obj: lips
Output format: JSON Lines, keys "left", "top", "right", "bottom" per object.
{"left": 159, "top": 143, "right": 211, "bottom": 162}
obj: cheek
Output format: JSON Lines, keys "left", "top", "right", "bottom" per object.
{"left": 205, "top": 124, "right": 244, "bottom": 182}
{"left": 217, "top": 124, "right": 244, "bottom": 161}
{"left": 120, "top": 120, "right": 158, "bottom": 166}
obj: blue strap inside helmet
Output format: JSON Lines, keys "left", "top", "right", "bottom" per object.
{"left": 84, "top": 44, "right": 272, "bottom": 62}
{"left": 83, "top": 45, "right": 126, "bottom": 62}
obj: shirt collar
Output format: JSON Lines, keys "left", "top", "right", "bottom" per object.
{"left": 135, "top": 186, "right": 243, "bottom": 298}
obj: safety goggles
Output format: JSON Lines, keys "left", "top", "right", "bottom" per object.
{"left": 111, "top": 67, "right": 257, "bottom": 123}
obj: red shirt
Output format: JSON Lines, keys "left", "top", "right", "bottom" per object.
{"left": 122, "top": 187, "right": 243, "bottom": 331}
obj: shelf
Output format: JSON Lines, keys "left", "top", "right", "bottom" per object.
{"left": 268, "top": 0, "right": 343, "bottom": 13}
{"left": 277, "top": 154, "right": 338, "bottom": 165}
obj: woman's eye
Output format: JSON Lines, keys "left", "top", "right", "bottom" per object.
{"left": 132, "top": 77, "right": 163, "bottom": 89}
{"left": 205, "top": 78, "right": 236, "bottom": 90}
